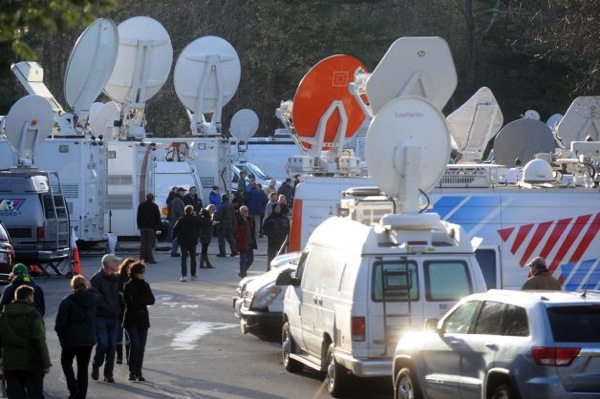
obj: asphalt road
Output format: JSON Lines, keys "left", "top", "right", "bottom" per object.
{"left": 25, "top": 238, "right": 393, "bottom": 399}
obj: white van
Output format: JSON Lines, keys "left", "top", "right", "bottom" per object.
{"left": 276, "top": 204, "right": 487, "bottom": 397}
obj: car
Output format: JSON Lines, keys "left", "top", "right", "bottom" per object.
{"left": 0, "top": 221, "right": 16, "bottom": 282}
{"left": 392, "top": 289, "right": 600, "bottom": 399}
{"left": 231, "top": 162, "right": 276, "bottom": 194}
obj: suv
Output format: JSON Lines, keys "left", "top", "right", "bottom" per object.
{"left": 0, "top": 221, "right": 15, "bottom": 281}
{"left": 392, "top": 289, "right": 600, "bottom": 399}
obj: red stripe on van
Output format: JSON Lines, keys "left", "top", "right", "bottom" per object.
{"left": 570, "top": 213, "right": 600, "bottom": 264}
{"left": 520, "top": 221, "right": 552, "bottom": 266}
{"left": 289, "top": 199, "right": 303, "bottom": 252}
{"left": 547, "top": 214, "right": 591, "bottom": 275}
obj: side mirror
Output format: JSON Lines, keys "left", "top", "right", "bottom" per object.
{"left": 424, "top": 318, "right": 440, "bottom": 332}
{"left": 276, "top": 269, "right": 298, "bottom": 286}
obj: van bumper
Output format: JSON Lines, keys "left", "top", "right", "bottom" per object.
{"left": 336, "top": 353, "right": 391, "bottom": 377}
{"left": 14, "top": 247, "right": 70, "bottom": 263}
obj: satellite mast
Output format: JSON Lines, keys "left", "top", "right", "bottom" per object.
{"left": 229, "top": 109, "right": 259, "bottom": 162}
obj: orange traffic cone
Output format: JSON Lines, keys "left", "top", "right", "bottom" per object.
{"left": 71, "top": 247, "right": 82, "bottom": 276}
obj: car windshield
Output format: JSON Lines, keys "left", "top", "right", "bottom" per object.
{"left": 238, "top": 163, "right": 270, "bottom": 180}
{"left": 547, "top": 305, "right": 600, "bottom": 342}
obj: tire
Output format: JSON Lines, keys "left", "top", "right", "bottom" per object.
{"left": 491, "top": 383, "right": 514, "bottom": 399}
{"left": 282, "top": 321, "right": 303, "bottom": 373}
{"left": 395, "top": 368, "right": 422, "bottom": 399}
{"left": 326, "top": 343, "right": 349, "bottom": 397}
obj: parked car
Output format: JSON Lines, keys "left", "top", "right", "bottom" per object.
{"left": 0, "top": 221, "right": 16, "bottom": 282}
{"left": 392, "top": 289, "right": 600, "bottom": 399}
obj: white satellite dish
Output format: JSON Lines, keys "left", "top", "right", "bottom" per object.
{"left": 546, "top": 113, "right": 562, "bottom": 130}
{"left": 556, "top": 96, "right": 600, "bottom": 145}
{"left": 446, "top": 87, "right": 503, "bottom": 162}
{"left": 365, "top": 96, "right": 450, "bottom": 213}
{"left": 104, "top": 16, "right": 173, "bottom": 105}
{"left": 89, "top": 101, "right": 120, "bottom": 139}
{"left": 230, "top": 109, "right": 259, "bottom": 141}
{"left": 64, "top": 18, "right": 118, "bottom": 126}
{"left": 523, "top": 109, "right": 540, "bottom": 120}
{"left": 4, "top": 95, "right": 54, "bottom": 165}
{"left": 493, "top": 119, "right": 555, "bottom": 166}
{"left": 366, "top": 37, "right": 457, "bottom": 115}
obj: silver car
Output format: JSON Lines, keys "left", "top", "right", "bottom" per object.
{"left": 392, "top": 289, "right": 600, "bottom": 399}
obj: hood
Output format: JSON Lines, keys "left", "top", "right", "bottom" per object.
{"left": 4, "top": 300, "right": 37, "bottom": 317}
{"left": 69, "top": 290, "right": 96, "bottom": 309}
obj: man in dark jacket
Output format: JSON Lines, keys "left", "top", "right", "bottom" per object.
{"left": 521, "top": 256, "right": 561, "bottom": 290}
{"left": 173, "top": 205, "right": 201, "bottom": 282}
{"left": 166, "top": 186, "right": 178, "bottom": 242}
{"left": 183, "top": 186, "right": 203, "bottom": 213}
{"left": 0, "top": 285, "right": 52, "bottom": 398}
{"left": 215, "top": 193, "right": 237, "bottom": 258}
{"left": 170, "top": 187, "right": 186, "bottom": 257}
{"left": 136, "top": 193, "right": 161, "bottom": 264}
{"left": 90, "top": 254, "right": 121, "bottom": 383}
{"left": 262, "top": 203, "right": 291, "bottom": 270}
{"left": 0, "top": 263, "right": 45, "bottom": 316}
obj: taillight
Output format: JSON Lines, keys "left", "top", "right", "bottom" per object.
{"left": 351, "top": 316, "right": 365, "bottom": 341}
{"left": 36, "top": 227, "right": 44, "bottom": 240}
{"left": 531, "top": 347, "right": 580, "bottom": 366}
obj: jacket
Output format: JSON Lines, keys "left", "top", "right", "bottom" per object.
{"left": 90, "top": 268, "right": 121, "bottom": 318}
{"left": 137, "top": 199, "right": 161, "bottom": 230}
{"left": 123, "top": 278, "right": 155, "bottom": 329}
{"left": 263, "top": 209, "right": 290, "bottom": 250}
{"left": 198, "top": 208, "right": 214, "bottom": 245}
{"left": 209, "top": 191, "right": 221, "bottom": 212}
{"left": 521, "top": 270, "right": 562, "bottom": 290}
{"left": 55, "top": 290, "right": 98, "bottom": 347}
{"left": 0, "top": 300, "right": 52, "bottom": 370}
{"left": 214, "top": 199, "right": 235, "bottom": 226}
{"left": 183, "top": 193, "right": 204, "bottom": 213}
{"left": 246, "top": 186, "right": 267, "bottom": 215}
{"left": 0, "top": 274, "right": 45, "bottom": 316}
{"left": 171, "top": 196, "right": 185, "bottom": 222}
{"left": 173, "top": 214, "right": 201, "bottom": 247}
{"left": 233, "top": 214, "right": 257, "bottom": 252}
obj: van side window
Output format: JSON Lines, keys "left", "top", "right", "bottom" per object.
{"left": 424, "top": 261, "right": 473, "bottom": 301}
{"left": 475, "top": 248, "right": 498, "bottom": 289}
{"left": 371, "top": 261, "right": 418, "bottom": 302}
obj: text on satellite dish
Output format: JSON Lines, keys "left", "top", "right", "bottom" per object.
{"left": 395, "top": 111, "right": 424, "bottom": 118}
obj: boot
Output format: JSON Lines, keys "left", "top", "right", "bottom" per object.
{"left": 204, "top": 254, "right": 215, "bottom": 269}
{"left": 116, "top": 344, "right": 123, "bottom": 364}
{"left": 199, "top": 255, "right": 206, "bottom": 268}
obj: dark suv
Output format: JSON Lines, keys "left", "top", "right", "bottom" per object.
{"left": 392, "top": 289, "right": 600, "bottom": 399}
{"left": 0, "top": 221, "right": 15, "bottom": 281}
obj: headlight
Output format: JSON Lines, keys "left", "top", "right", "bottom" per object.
{"left": 251, "top": 284, "right": 283, "bottom": 309}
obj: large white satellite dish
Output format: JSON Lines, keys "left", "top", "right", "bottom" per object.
{"left": 104, "top": 16, "right": 173, "bottom": 106}
{"left": 5, "top": 95, "right": 54, "bottom": 165}
{"left": 366, "top": 37, "right": 457, "bottom": 115}
{"left": 64, "top": 18, "right": 118, "bottom": 126}
{"left": 365, "top": 96, "right": 450, "bottom": 213}
{"left": 446, "top": 87, "right": 503, "bottom": 162}
{"left": 89, "top": 101, "right": 120, "bottom": 139}
{"left": 230, "top": 109, "right": 259, "bottom": 141}
{"left": 493, "top": 119, "right": 555, "bottom": 166}
{"left": 556, "top": 96, "right": 600, "bottom": 145}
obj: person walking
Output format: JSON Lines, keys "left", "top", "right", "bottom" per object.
{"left": 123, "top": 261, "right": 155, "bottom": 382}
{"left": 0, "top": 263, "right": 45, "bottom": 316}
{"left": 521, "top": 256, "right": 561, "bottom": 290}
{"left": 262, "top": 203, "right": 290, "bottom": 271}
{"left": 183, "top": 186, "right": 203, "bottom": 214}
{"left": 209, "top": 185, "right": 222, "bottom": 212}
{"left": 215, "top": 193, "right": 237, "bottom": 258}
{"left": 199, "top": 204, "right": 216, "bottom": 269}
{"left": 277, "top": 178, "right": 294, "bottom": 205}
{"left": 90, "top": 253, "right": 121, "bottom": 383}
{"left": 173, "top": 205, "right": 201, "bottom": 282}
{"left": 170, "top": 187, "right": 186, "bottom": 257}
{"left": 0, "top": 285, "right": 52, "bottom": 399}
{"left": 136, "top": 193, "right": 161, "bottom": 264}
{"left": 246, "top": 181, "right": 265, "bottom": 239}
{"left": 55, "top": 275, "right": 98, "bottom": 399}
{"left": 233, "top": 205, "right": 257, "bottom": 278}
{"left": 165, "top": 186, "right": 178, "bottom": 242}
{"left": 116, "top": 258, "right": 135, "bottom": 365}
{"left": 263, "top": 192, "right": 278, "bottom": 222}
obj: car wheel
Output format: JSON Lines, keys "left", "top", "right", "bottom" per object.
{"left": 282, "top": 321, "right": 303, "bottom": 373}
{"left": 491, "top": 383, "right": 514, "bottom": 399}
{"left": 395, "top": 368, "right": 422, "bottom": 399}
{"left": 326, "top": 343, "right": 349, "bottom": 397}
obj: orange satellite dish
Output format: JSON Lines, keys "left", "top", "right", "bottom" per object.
{"left": 292, "top": 54, "right": 367, "bottom": 150}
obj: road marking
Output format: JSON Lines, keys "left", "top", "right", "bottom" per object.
{"left": 171, "top": 322, "right": 237, "bottom": 350}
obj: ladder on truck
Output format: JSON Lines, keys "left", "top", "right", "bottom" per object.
{"left": 380, "top": 257, "right": 413, "bottom": 356}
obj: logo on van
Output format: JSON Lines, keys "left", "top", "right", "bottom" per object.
{"left": 0, "top": 199, "right": 26, "bottom": 216}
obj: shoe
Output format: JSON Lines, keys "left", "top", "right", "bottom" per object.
{"left": 91, "top": 367, "right": 99, "bottom": 381}
{"left": 238, "top": 272, "right": 247, "bottom": 278}
{"left": 216, "top": 254, "right": 226, "bottom": 258}
{"left": 104, "top": 375, "right": 115, "bottom": 383}
{"left": 206, "top": 265, "right": 215, "bottom": 269}
{"left": 116, "top": 358, "right": 122, "bottom": 365}
{"left": 137, "top": 375, "right": 146, "bottom": 382}
{"left": 171, "top": 253, "right": 181, "bottom": 257}
{"left": 128, "top": 373, "right": 137, "bottom": 381}
{"left": 230, "top": 252, "right": 239, "bottom": 257}
{"left": 191, "top": 275, "right": 197, "bottom": 280}
{"left": 180, "top": 276, "right": 187, "bottom": 282}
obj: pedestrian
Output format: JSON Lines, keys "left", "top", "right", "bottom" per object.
{"left": 166, "top": 186, "right": 178, "bottom": 242}
{"left": 136, "top": 193, "right": 161, "bottom": 264}
{"left": 170, "top": 187, "right": 186, "bottom": 257}
{"left": 264, "top": 178, "right": 277, "bottom": 197}
{"left": 277, "top": 177, "right": 294, "bottom": 205}
{"left": 116, "top": 258, "right": 135, "bottom": 365}
{"left": 277, "top": 194, "right": 290, "bottom": 217}
{"left": 183, "top": 186, "right": 203, "bottom": 213}
{"left": 236, "top": 170, "right": 248, "bottom": 204}
{"left": 0, "top": 263, "right": 45, "bottom": 316}
{"left": 521, "top": 256, "right": 561, "bottom": 290}
{"left": 199, "top": 204, "right": 216, "bottom": 269}
{"left": 264, "top": 192, "right": 278, "bottom": 221}
{"left": 246, "top": 181, "right": 265, "bottom": 238}
{"left": 173, "top": 205, "right": 202, "bottom": 282}
{"left": 209, "top": 185, "right": 222, "bottom": 212}
{"left": 215, "top": 193, "right": 238, "bottom": 258}
{"left": 262, "top": 203, "right": 291, "bottom": 270}
{"left": 55, "top": 275, "right": 98, "bottom": 399}
{"left": 256, "top": 183, "right": 269, "bottom": 237}
{"left": 0, "top": 285, "right": 52, "bottom": 399}
{"left": 233, "top": 205, "right": 257, "bottom": 278}
{"left": 90, "top": 253, "right": 121, "bottom": 384}
{"left": 123, "top": 261, "right": 155, "bottom": 382}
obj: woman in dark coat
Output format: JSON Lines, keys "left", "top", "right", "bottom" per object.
{"left": 262, "top": 203, "right": 291, "bottom": 271}
{"left": 173, "top": 205, "right": 201, "bottom": 282}
{"left": 116, "top": 258, "right": 135, "bottom": 364}
{"left": 198, "top": 204, "right": 216, "bottom": 269}
{"left": 55, "top": 275, "right": 98, "bottom": 399}
{"left": 123, "top": 261, "right": 155, "bottom": 382}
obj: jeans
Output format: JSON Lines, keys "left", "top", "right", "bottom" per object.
{"left": 126, "top": 327, "right": 148, "bottom": 376}
{"left": 180, "top": 244, "right": 197, "bottom": 277}
{"left": 239, "top": 249, "right": 254, "bottom": 277}
{"left": 167, "top": 218, "right": 175, "bottom": 242}
{"left": 92, "top": 316, "right": 119, "bottom": 377}
{"left": 139, "top": 228, "right": 156, "bottom": 262}
{"left": 218, "top": 223, "right": 236, "bottom": 256}
{"left": 171, "top": 237, "right": 180, "bottom": 255}
{"left": 61, "top": 345, "right": 93, "bottom": 399}
{"left": 4, "top": 369, "right": 45, "bottom": 399}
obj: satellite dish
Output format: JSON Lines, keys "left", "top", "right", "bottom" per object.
{"left": 522, "top": 110, "right": 540, "bottom": 120}
{"left": 446, "top": 87, "right": 503, "bottom": 162}
{"left": 366, "top": 37, "right": 457, "bottom": 115}
{"left": 292, "top": 54, "right": 367, "bottom": 151}
{"left": 230, "top": 109, "right": 259, "bottom": 141}
{"left": 89, "top": 101, "right": 120, "bottom": 139}
{"left": 556, "top": 96, "right": 600, "bottom": 145}
{"left": 104, "top": 16, "right": 173, "bottom": 105}
{"left": 546, "top": 113, "right": 562, "bottom": 130}
{"left": 365, "top": 96, "right": 450, "bottom": 213}
{"left": 493, "top": 119, "right": 555, "bottom": 166}
{"left": 5, "top": 95, "right": 54, "bottom": 165}
{"left": 64, "top": 18, "right": 118, "bottom": 125}
{"left": 174, "top": 35, "right": 241, "bottom": 114}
